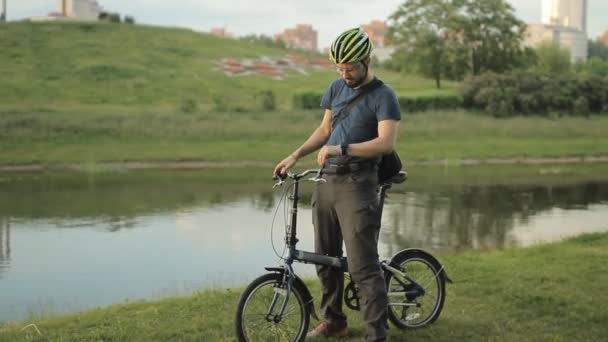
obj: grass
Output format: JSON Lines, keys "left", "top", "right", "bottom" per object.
{"left": 1, "top": 232, "right": 606, "bottom": 341}
{"left": 0, "top": 21, "right": 456, "bottom": 113}
{"left": 1, "top": 108, "right": 607, "bottom": 165}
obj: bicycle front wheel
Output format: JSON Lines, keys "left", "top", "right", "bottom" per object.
{"left": 235, "top": 272, "right": 310, "bottom": 342}
{"left": 385, "top": 250, "right": 446, "bottom": 329}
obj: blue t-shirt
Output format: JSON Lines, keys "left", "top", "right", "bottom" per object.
{"left": 320, "top": 77, "right": 401, "bottom": 163}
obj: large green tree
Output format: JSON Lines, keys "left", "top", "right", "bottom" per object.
{"left": 386, "top": 0, "right": 527, "bottom": 87}
{"left": 534, "top": 41, "right": 571, "bottom": 75}
{"left": 386, "top": 0, "right": 467, "bottom": 88}
{"left": 459, "top": 0, "right": 527, "bottom": 75}
{"left": 588, "top": 39, "right": 608, "bottom": 61}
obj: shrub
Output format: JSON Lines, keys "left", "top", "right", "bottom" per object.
{"left": 461, "top": 71, "right": 608, "bottom": 117}
{"left": 124, "top": 16, "right": 135, "bottom": 25}
{"left": 180, "top": 99, "right": 198, "bottom": 113}
{"left": 293, "top": 92, "right": 322, "bottom": 110}
{"left": 397, "top": 94, "right": 463, "bottom": 113}
{"left": 257, "top": 90, "right": 276, "bottom": 111}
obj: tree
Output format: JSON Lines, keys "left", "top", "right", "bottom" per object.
{"left": 386, "top": 0, "right": 468, "bottom": 88}
{"left": 124, "top": 15, "right": 135, "bottom": 24}
{"left": 575, "top": 57, "right": 608, "bottom": 78}
{"left": 108, "top": 13, "right": 121, "bottom": 23}
{"left": 239, "top": 34, "right": 286, "bottom": 49}
{"left": 459, "top": 0, "right": 527, "bottom": 75}
{"left": 534, "top": 41, "right": 571, "bottom": 75}
{"left": 387, "top": 0, "right": 526, "bottom": 88}
{"left": 588, "top": 39, "right": 608, "bottom": 61}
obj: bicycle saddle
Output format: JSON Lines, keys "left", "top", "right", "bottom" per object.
{"left": 388, "top": 171, "right": 407, "bottom": 184}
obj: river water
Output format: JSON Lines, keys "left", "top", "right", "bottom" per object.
{"left": 1, "top": 164, "right": 607, "bottom": 322}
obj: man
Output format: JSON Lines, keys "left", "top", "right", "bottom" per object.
{"left": 273, "top": 27, "right": 401, "bottom": 342}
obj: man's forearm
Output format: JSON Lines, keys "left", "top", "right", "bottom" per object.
{"left": 292, "top": 127, "right": 329, "bottom": 159}
{"left": 346, "top": 137, "right": 395, "bottom": 158}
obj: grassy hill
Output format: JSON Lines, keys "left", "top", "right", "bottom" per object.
{"left": 0, "top": 21, "right": 456, "bottom": 113}
{"left": 1, "top": 21, "right": 607, "bottom": 165}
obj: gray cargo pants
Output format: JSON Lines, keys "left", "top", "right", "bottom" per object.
{"left": 312, "top": 167, "right": 388, "bottom": 342}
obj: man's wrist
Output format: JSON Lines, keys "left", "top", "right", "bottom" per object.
{"left": 340, "top": 143, "right": 348, "bottom": 156}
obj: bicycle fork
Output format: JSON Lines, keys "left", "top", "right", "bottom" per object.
{"left": 264, "top": 264, "right": 297, "bottom": 323}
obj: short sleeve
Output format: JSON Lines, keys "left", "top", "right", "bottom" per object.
{"left": 320, "top": 83, "right": 334, "bottom": 109}
{"left": 376, "top": 87, "right": 401, "bottom": 122}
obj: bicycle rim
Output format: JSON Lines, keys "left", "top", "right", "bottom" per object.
{"left": 386, "top": 256, "right": 445, "bottom": 328}
{"left": 236, "top": 273, "right": 308, "bottom": 341}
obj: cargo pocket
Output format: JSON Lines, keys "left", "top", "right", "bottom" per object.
{"left": 353, "top": 199, "right": 381, "bottom": 235}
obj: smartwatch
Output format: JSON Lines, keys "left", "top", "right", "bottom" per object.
{"left": 340, "top": 143, "right": 349, "bottom": 156}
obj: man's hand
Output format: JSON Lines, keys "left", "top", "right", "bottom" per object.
{"left": 317, "top": 145, "right": 340, "bottom": 166}
{"left": 273, "top": 154, "right": 298, "bottom": 177}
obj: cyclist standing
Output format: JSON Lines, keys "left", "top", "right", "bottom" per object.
{"left": 273, "top": 27, "right": 401, "bottom": 342}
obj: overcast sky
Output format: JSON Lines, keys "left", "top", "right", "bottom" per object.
{"left": 5, "top": 0, "right": 607, "bottom": 49}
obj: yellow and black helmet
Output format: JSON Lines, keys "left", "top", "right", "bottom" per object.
{"left": 329, "top": 28, "right": 373, "bottom": 64}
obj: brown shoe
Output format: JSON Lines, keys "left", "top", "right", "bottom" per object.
{"left": 306, "top": 320, "right": 348, "bottom": 338}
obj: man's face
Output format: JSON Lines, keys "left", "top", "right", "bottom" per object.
{"left": 335, "top": 62, "right": 367, "bottom": 88}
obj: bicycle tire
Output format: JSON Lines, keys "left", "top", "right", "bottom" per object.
{"left": 385, "top": 250, "right": 446, "bottom": 329}
{"left": 235, "top": 272, "right": 310, "bottom": 342}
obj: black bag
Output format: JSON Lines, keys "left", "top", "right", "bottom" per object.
{"left": 332, "top": 78, "right": 402, "bottom": 182}
{"left": 377, "top": 151, "right": 402, "bottom": 183}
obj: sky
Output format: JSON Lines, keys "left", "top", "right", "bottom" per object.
{"left": 4, "top": 0, "right": 608, "bottom": 50}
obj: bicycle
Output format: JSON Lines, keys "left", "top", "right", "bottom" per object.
{"left": 235, "top": 169, "right": 450, "bottom": 341}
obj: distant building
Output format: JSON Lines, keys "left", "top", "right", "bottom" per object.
{"left": 525, "top": 0, "right": 588, "bottom": 62}
{"left": 1, "top": 0, "right": 6, "bottom": 22}
{"left": 274, "top": 24, "right": 318, "bottom": 51}
{"left": 58, "top": 0, "right": 103, "bottom": 20}
{"left": 30, "top": 0, "right": 103, "bottom": 21}
{"left": 361, "top": 20, "right": 387, "bottom": 48}
{"left": 541, "top": 0, "right": 587, "bottom": 33}
{"left": 360, "top": 20, "right": 397, "bottom": 63}
{"left": 209, "top": 27, "right": 234, "bottom": 39}
{"left": 525, "top": 23, "right": 588, "bottom": 62}
{"left": 600, "top": 31, "right": 608, "bottom": 46}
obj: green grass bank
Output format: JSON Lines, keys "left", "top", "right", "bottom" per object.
{"left": 1, "top": 109, "right": 608, "bottom": 165}
{"left": 1, "top": 233, "right": 607, "bottom": 341}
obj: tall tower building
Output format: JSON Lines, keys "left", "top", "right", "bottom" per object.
{"left": 1, "top": 0, "right": 7, "bottom": 21}
{"left": 541, "top": 0, "right": 587, "bottom": 33}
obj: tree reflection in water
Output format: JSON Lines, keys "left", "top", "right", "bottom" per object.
{"left": 381, "top": 182, "right": 608, "bottom": 256}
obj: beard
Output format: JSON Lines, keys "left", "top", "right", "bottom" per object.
{"left": 344, "top": 68, "right": 369, "bottom": 89}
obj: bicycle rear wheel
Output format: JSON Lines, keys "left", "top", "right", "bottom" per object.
{"left": 235, "top": 272, "right": 310, "bottom": 342}
{"left": 385, "top": 250, "right": 446, "bottom": 329}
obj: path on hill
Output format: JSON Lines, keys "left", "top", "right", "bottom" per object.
{"left": 1, "top": 155, "right": 608, "bottom": 172}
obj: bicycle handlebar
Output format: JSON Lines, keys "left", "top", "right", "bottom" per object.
{"left": 273, "top": 169, "right": 324, "bottom": 188}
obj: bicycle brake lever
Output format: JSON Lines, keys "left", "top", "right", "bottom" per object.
{"left": 309, "top": 169, "right": 326, "bottom": 183}
{"left": 273, "top": 180, "right": 285, "bottom": 188}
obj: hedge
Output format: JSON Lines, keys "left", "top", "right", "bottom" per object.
{"left": 293, "top": 92, "right": 463, "bottom": 112}
{"left": 462, "top": 71, "right": 608, "bottom": 117}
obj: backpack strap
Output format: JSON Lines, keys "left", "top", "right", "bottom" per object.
{"left": 331, "top": 78, "right": 384, "bottom": 129}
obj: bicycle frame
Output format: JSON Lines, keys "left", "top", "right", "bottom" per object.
{"left": 267, "top": 169, "right": 428, "bottom": 320}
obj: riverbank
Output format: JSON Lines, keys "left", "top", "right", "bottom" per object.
{"left": 2, "top": 155, "right": 608, "bottom": 172}
{"left": 1, "top": 233, "right": 606, "bottom": 341}
{"left": 2, "top": 110, "right": 608, "bottom": 166}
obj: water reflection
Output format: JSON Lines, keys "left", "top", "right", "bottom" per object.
{"left": 0, "top": 218, "right": 10, "bottom": 278}
{"left": 381, "top": 182, "right": 608, "bottom": 256}
{"left": 1, "top": 167, "right": 608, "bottom": 322}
